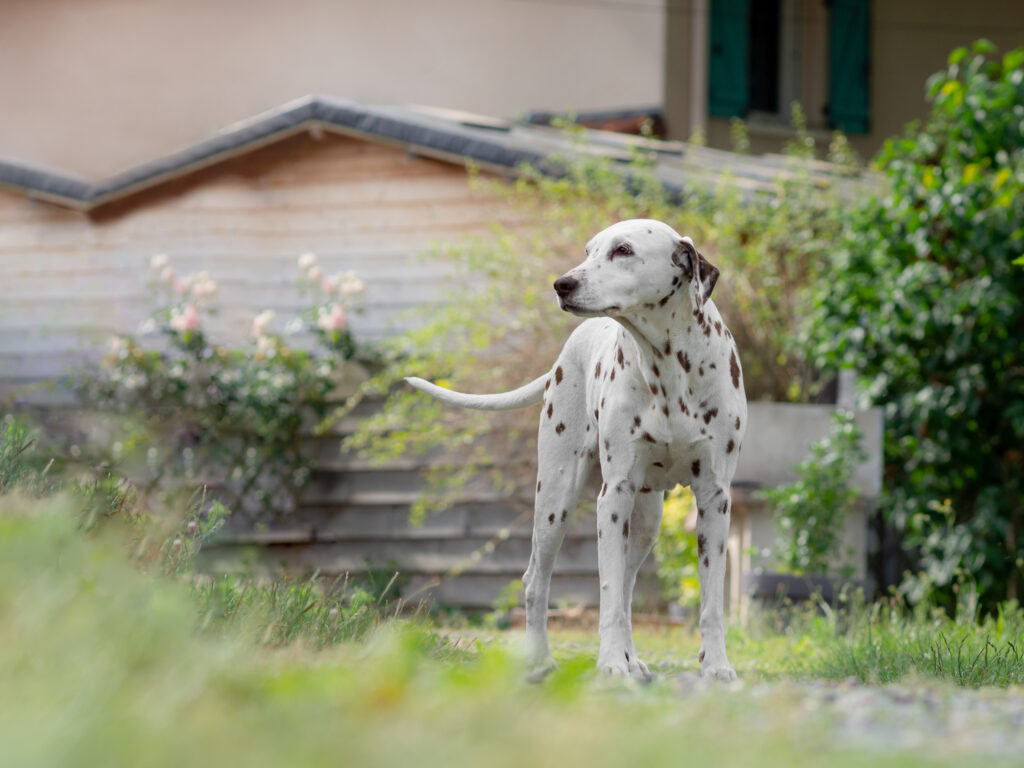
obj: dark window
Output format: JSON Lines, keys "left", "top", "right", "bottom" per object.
{"left": 748, "top": 0, "right": 781, "bottom": 114}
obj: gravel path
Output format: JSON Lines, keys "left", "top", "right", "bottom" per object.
{"left": 675, "top": 674, "right": 1024, "bottom": 757}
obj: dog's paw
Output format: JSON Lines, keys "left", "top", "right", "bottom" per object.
{"left": 598, "top": 653, "right": 653, "bottom": 683}
{"left": 700, "top": 663, "right": 737, "bottom": 682}
{"left": 525, "top": 656, "right": 558, "bottom": 683}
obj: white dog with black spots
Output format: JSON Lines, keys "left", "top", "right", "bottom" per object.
{"left": 407, "top": 219, "right": 746, "bottom": 682}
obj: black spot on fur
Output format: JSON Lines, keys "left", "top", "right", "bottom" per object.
{"left": 562, "top": 509, "right": 568, "bottom": 522}
{"left": 719, "top": 542, "right": 725, "bottom": 555}
{"left": 652, "top": 364, "right": 660, "bottom": 377}
{"left": 640, "top": 485, "right": 652, "bottom": 493}
{"left": 691, "top": 459, "right": 701, "bottom": 477}
{"left": 600, "top": 483, "right": 607, "bottom": 497}
{"left": 662, "top": 405, "right": 669, "bottom": 416}
{"left": 544, "top": 379, "right": 550, "bottom": 391}
{"left": 555, "top": 422, "right": 566, "bottom": 435}
{"left": 678, "top": 397, "right": 689, "bottom": 415}
{"left": 604, "top": 439, "right": 610, "bottom": 451}
{"left": 703, "top": 408, "right": 718, "bottom": 424}
{"left": 664, "top": 340, "right": 672, "bottom": 355}
{"left": 660, "top": 384, "right": 668, "bottom": 398}
{"left": 598, "top": 528, "right": 602, "bottom": 538}
{"left": 698, "top": 365, "right": 704, "bottom": 376}
{"left": 610, "top": 368, "right": 615, "bottom": 381}
{"left": 698, "top": 507, "right": 705, "bottom": 517}
{"left": 617, "top": 347, "right": 625, "bottom": 368}
{"left": 730, "top": 349, "right": 741, "bottom": 389}
{"left": 699, "top": 650, "right": 705, "bottom": 663}
{"left": 537, "top": 481, "right": 542, "bottom": 492}
{"left": 653, "top": 461, "right": 664, "bottom": 468}
{"left": 720, "top": 500, "right": 729, "bottom": 515}
{"left": 714, "top": 321, "right": 722, "bottom": 336}
{"left": 726, "top": 439, "right": 735, "bottom": 453}
{"left": 622, "top": 520, "right": 629, "bottom": 537}
{"left": 548, "top": 513, "right": 555, "bottom": 524}
{"left": 594, "top": 409, "right": 600, "bottom": 422}
{"left": 547, "top": 403, "right": 553, "bottom": 419}
{"left": 658, "top": 294, "right": 670, "bottom": 307}
{"left": 634, "top": 416, "right": 642, "bottom": 427}
{"left": 697, "top": 534, "right": 706, "bottom": 557}
{"left": 611, "top": 513, "right": 618, "bottom": 522}
{"left": 642, "top": 432, "right": 657, "bottom": 444}
{"left": 703, "top": 556, "right": 709, "bottom": 568}
{"left": 649, "top": 383, "right": 658, "bottom": 395}
{"left": 594, "top": 362, "right": 601, "bottom": 379}
{"left": 555, "top": 366, "right": 563, "bottom": 384}
{"left": 736, "top": 416, "right": 741, "bottom": 430}
{"left": 677, "top": 350, "right": 691, "bottom": 372}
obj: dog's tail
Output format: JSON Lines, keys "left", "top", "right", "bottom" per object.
{"left": 404, "top": 373, "right": 548, "bottom": 411}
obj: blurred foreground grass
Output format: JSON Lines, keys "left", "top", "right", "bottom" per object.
{"left": 3, "top": 492, "right": 1023, "bottom": 768}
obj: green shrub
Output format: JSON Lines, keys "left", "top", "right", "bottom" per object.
{"left": 804, "top": 41, "right": 1024, "bottom": 609}
{"left": 758, "top": 411, "right": 864, "bottom": 576}
{"left": 652, "top": 486, "right": 701, "bottom": 611}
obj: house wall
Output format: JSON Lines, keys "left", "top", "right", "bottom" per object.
{"left": 0, "top": 131, "right": 513, "bottom": 399}
{"left": 665, "top": 0, "right": 1024, "bottom": 159}
{"left": 0, "top": 0, "right": 666, "bottom": 180}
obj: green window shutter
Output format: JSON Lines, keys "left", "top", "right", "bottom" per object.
{"left": 708, "top": 0, "right": 750, "bottom": 118}
{"left": 828, "top": 0, "right": 871, "bottom": 133}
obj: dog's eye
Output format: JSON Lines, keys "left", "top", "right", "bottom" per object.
{"left": 612, "top": 243, "right": 634, "bottom": 257}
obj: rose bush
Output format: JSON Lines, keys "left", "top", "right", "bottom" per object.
{"left": 78, "top": 253, "right": 369, "bottom": 518}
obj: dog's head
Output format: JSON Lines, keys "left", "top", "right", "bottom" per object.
{"left": 553, "top": 219, "right": 719, "bottom": 319}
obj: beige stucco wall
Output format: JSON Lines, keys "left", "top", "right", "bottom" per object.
{"left": 0, "top": 0, "right": 665, "bottom": 180}
{"left": 665, "top": 0, "right": 1024, "bottom": 160}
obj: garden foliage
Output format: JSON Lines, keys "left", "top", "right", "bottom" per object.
{"left": 804, "top": 42, "right": 1024, "bottom": 608}
{"left": 759, "top": 411, "right": 865, "bottom": 576}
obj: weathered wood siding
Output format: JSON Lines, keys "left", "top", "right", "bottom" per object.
{"left": 0, "top": 131, "right": 513, "bottom": 397}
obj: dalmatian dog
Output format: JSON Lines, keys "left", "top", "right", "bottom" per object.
{"left": 406, "top": 219, "right": 746, "bottom": 682}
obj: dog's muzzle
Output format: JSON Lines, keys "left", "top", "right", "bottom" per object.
{"left": 553, "top": 275, "right": 579, "bottom": 298}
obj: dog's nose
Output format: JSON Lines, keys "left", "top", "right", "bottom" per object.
{"left": 553, "top": 275, "right": 579, "bottom": 297}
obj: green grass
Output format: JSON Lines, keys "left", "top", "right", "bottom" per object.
{"left": 783, "top": 600, "right": 1024, "bottom": 687}
{"left": 3, "top": 493, "right": 1024, "bottom": 768}
{"left": 2, "top": 422, "right": 1023, "bottom": 767}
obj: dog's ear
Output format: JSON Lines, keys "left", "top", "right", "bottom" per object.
{"left": 696, "top": 251, "right": 720, "bottom": 303}
{"left": 672, "top": 238, "right": 719, "bottom": 305}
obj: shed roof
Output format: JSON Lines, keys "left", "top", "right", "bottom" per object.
{"left": 0, "top": 95, "right": 854, "bottom": 212}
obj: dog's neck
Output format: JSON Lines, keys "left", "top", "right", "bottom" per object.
{"left": 617, "top": 293, "right": 717, "bottom": 362}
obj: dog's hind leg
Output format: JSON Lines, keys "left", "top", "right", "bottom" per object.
{"left": 619, "top": 488, "right": 664, "bottom": 681}
{"left": 692, "top": 478, "right": 737, "bottom": 681}
{"left": 522, "top": 410, "right": 594, "bottom": 681}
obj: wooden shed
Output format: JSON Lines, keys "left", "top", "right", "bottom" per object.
{"left": 0, "top": 97, "right": 881, "bottom": 611}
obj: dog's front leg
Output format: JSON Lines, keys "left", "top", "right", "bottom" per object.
{"left": 693, "top": 479, "right": 737, "bottom": 681}
{"left": 595, "top": 478, "right": 647, "bottom": 679}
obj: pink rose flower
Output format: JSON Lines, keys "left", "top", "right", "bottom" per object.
{"left": 170, "top": 304, "right": 200, "bottom": 334}
{"left": 317, "top": 303, "right": 347, "bottom": 332}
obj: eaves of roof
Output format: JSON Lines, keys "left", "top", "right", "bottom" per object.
{"left": 0, "top": 95, "right": 865, "bottom": 212}
{"left": 0, "top": 96, "right": 599, "bottom": 211}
